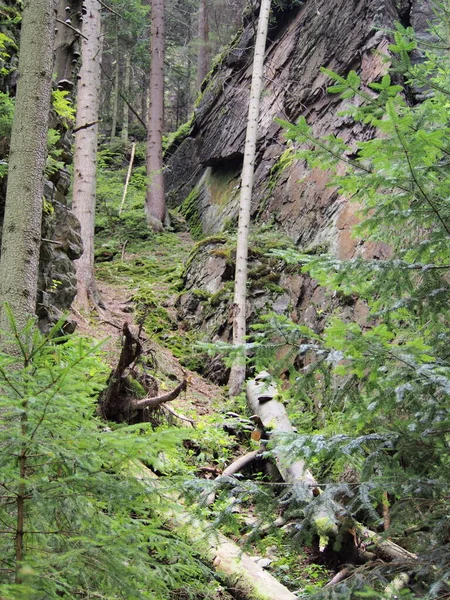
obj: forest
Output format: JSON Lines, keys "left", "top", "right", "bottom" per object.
{"left": 0, "top": 0, "right": 449, "bottom": 598}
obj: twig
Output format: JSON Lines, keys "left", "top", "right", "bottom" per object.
{"left": 96, "top": 0, "right": 123, "bottom": 18}
{"left": 56, "top": 18, "right": 88, "bottom": 40}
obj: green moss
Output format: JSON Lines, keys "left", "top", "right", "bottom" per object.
{"left": 163, "top": 115, "right": 194, "bottom": 156}
{"left": 209, "top": 282, "right": 234, "bottom": 308}
{"left": 180, "top": 186, "right": 202, "bottom": 240}
{"left": 191, "top": 288, "right": 212, "bottom": 301}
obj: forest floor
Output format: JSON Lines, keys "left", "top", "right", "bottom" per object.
{"left": 68, "top": 221, "right": 332, "bottom": 596}
{"left": 71, "top": 229, "right": 225, "bottom": 420}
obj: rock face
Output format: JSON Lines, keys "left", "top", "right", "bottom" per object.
{"left": 168, "top": 0, "right": 428, "bottom": 252}
{"left": 170, "top": 0, "right": 432, "bottom": 359}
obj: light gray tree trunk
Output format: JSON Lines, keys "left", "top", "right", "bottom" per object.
{"left": 72, "top": 0, "right": 103, "bottom": 310}
{"left": 145, "top": 0, "right": 166, "bottom": 230}
{"left": 0, "top": 0, "right": 57, "bottom": 333}
{"left": 121, "top": 51, "right": 131, "bottom": 142}
{"left": 228, "top": 0, "right": 271, "bottom": 396}
{"left": 196, "top": 0, "right": 209, "bottom": 91}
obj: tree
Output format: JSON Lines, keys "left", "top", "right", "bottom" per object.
{"left": 145, "top": 0, "right": 166, "bottom": 230}
{"left": 72, "top": 0, "right": 103, "bottom": 310}
{"left": 0, "top": 0, "right": 57, "bottom": 333}
{"left": 196, "top": 0, "right": 209, "bottom": 90}
{"left": 0, "top": 319, "right": 210, "bottom": 599}
{"left": 228, "top": 0, "right": 271, "bottom": 396}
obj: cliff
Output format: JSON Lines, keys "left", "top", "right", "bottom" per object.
{"left": 168, "top": 0, "right": 429, "bottom": 253}
{"left": 169, "top": 0, "right": 431, "bottom": 378}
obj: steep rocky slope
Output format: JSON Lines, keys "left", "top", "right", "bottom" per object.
{"left": 168, "top": 0, "right": 431, "bottom": 346}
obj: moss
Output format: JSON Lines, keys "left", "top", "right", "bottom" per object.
{"left": 163, "top": 115, "right": 194, "bottom": 157}
{"left": 191, "top": 288, "right": 212, "bottom": 301}
{"left": 209, "top": 282, "right": 234, "bottom": 308}
{"left": 180, "top": 186, "right": 202, "bottom": 240}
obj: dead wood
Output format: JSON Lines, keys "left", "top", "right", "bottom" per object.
{"left": 99, "top": 322, "right": 142, "bottom": 421}
{"left": 99, "top": 323, "right": 188, "bottom": 424}
{"left": 326, "top": 567, "right": 352, "bottom": 587}
{"left": 130, "top": 460, "right": 297, "bottom": 600}
{"left": 246, "top": 371, "right": 319, "bottom": 493}
{"left": 130, "top": 377, "right": 187, "bottom": 410}
{"left": 206, "top": 448, "right": 263, "bottom": 506}
{"left": 246, "top": 372, "right": 418, "bottom": 564}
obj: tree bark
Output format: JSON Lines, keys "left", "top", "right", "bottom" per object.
{"left": 0, "top": 0, "right": 57, "bottom": 333}
{"left": 110, "top": 27, "right": 120, "bottom": 139}
{"left": 145, "top": 0, "right": 166, "bottom": 229}
{"left": 72, "top": 0, "right": 103, "bottom": 310}
{"left": 121, "top": 51, "right": 131, "bottom": 141}
{"left": 196, "top": 0, "right": 209, "bottom": 91}
{"left": 54, "top": 0, "right": 82, "bottom": 89}
{"left": 228, "top": 0, "right": 271, "bottom": 396}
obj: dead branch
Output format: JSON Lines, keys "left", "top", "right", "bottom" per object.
{"left": 326, "top": 567, "right": 352, "bottom": 587}
{"left": 206, "top": 448, "right": 263, "bottom": 505}
{"left": 162, "top": 404, "right": 196, "bottom": 427}
{"left": 130, "top": 378, "right": 187, "bottom": 410}
{"left": 56, "top": 18, "right": 88, "bottom": 40}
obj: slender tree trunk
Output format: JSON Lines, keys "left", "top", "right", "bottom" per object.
{"left": 0, "top": 0, "right": 57, "bottom": 333}
{"left": 228, "top": 0, "right": 271, "bottom": 396}
{"left": 145, "top": 0, "right": 166, "bottom": 230}
{"left": 121, "top": 51, "right": 131, "bottom": 141}
{"left": 196, "top": 0, "right": 209, "bottom": 91}
{"left": 72, "top": 0, "right": 103, "bottom": 310}
{"left": 110, "top": 28, "right": 120, "bottom": 139}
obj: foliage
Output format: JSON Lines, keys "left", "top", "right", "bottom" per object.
{"left": 45, "top": 129, "right": 64, "bottom": 178}
{"left": 52, "top": 89, "right": 75, "bottom": 127}
{"left": 250, "top": 4, "right": 450, "bottom": 597}
{"left": 0, "top": 307, "right": 212, "bottom": 599}
{"left": 0, "top": 31, "right": 17, "bottom": 76}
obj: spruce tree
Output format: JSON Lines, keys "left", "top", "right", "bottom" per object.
{"left": 253, "top": 3, "right": 450, "bottom": 596}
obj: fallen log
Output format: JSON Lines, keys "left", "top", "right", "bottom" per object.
{"left": 246, "top": 371, "right": 319, "bottom": 493}
{"left": 130, "top": 460, "right": 297, "bottom": 600}
{"left": 206, "top": 448, "right": 263, "bottom": 506}
{"left": 246, "top": 372, "right": 417, "bottom": 563}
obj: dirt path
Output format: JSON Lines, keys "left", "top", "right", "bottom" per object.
{"left": 71, "top": 234, "right": 225, "bottom": 421}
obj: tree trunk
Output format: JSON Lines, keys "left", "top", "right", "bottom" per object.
{"left": 54, "top": 0, "right": 82, "bottom": 89}
{"left": 246, "top": 372, "right": 418, "bottom": 562}
{"left": 121, "top": 51, "right": 131, "bottom": 141}
{"left": 228, "top": 0, "right": 271, "bottom": 396}
{"left": 110, "top": 28, "right": 120, "bottom": 139}
{"left": 72, "top": 0, "right": 103, "bottom": 310}
{"left": 246, "top": 372, "right": 318, "bottom": 491}
{"left": 0, "top": 0, "right": 57, "bottom": 333}
{"left": 131, "top": 460, "right": 297, "bottom": 600}
{"left": 145, "top": 0, "right": 166, "bottom": 230}
{"left": 196, "top": 0, "right": 209, "bottom": 91}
